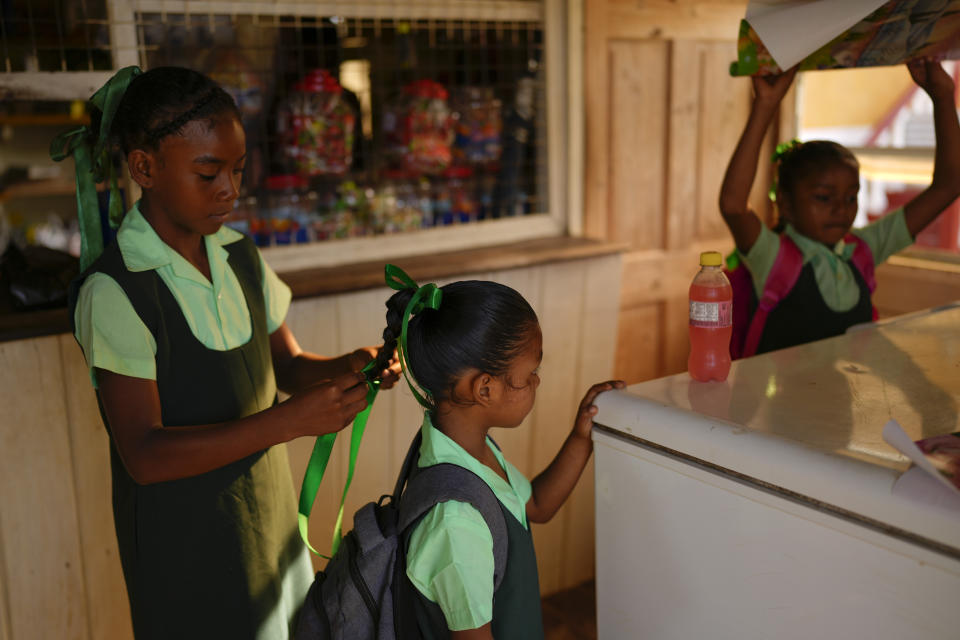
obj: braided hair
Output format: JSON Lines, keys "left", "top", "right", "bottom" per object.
{"left": 94, "top": 66, "right": 240, "bottom": 154}
{"left": 374, "top": 281, "right": 539, "bottom": 408}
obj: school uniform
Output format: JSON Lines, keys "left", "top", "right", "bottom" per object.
{"left": 739, "top": 208, "right": 913, "bottom": 354}
{"left": 404, "top": 413, "right": 545, "bottom": 639}
{"left": 71, "top": 203, "right": 312, "bottom": 640}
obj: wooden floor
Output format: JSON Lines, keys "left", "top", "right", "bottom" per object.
{"left": 542, "top": 580, "right": 597, "bottom": 640}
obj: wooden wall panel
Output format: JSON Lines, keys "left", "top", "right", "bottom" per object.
{"left": 0, "top": 338, "right": 89, "bottom": 639}
{"left": 613, "top": 305, "right": 662, "bottom": 383}
{"left": 696, "top": 42, "right": 753, "bottom": 241}
{"left": 59, "top": 336, "right": 134, "bottom": 640}
{"left": 609, "top": 40, "right": 669, "bottom": 251}
{"left": 873, "top": 259, "right": 960, "bottom": 318}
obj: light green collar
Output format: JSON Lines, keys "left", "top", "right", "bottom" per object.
{"left": 117, "top": 202, "right": 243, "bottom": 288}
{"left": 784, "top": 223, "right": 855, "bottom": 265}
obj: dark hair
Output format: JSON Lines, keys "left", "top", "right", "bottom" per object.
{"left": 375, "top": 280, "right": 539, "bottom": 408}
{"left": 776, "top": 140, "right": 859, "bottom": 200}
{"left": 94, "top": 66, "right": 240, "bottom": 154}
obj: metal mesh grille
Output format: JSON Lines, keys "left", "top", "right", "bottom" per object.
{"left": 2, "top": 1, "right": 549, "bottom": 245}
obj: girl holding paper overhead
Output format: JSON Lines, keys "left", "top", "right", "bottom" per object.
{"left": 55, "top": 66, "right": 399, "bottom": 639}
{"left": 718, "top": 59, "right": 960, "bottom": 356}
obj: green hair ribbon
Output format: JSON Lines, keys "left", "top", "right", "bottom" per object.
{"left": 768, "top": 138, "right": 801, "bottom": 202}
{"left": 49, "top": 66, "right": 142, "bottom": 271}
{"left": 384, "top": 263, "right": 443, "bottom": 410}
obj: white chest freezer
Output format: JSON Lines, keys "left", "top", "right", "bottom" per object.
{"left": 593, "top": 305, "right": 960, "bottom": 639}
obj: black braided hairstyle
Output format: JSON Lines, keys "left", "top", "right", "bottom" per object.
{"left": 374, "top": 281, "right": 539, "bottom": 408}
{"left": 774, "top": 140, "right": 859, "bottom": 232}
{"left": 92, "top": 66, "right": 241, "bottom": 155}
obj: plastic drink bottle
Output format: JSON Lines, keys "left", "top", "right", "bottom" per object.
{"left": 688, "top": 251, "right": 732, "bottom": 382}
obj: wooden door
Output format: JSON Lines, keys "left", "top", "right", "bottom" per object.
{"left": 585, "top": 0, "right": 791, "bottom": 383}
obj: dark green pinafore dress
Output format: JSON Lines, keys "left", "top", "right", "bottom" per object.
{"left": 407, "top": 499, "right": 546, "bottom": 639}
{"left": 71, "top": 236, "right": 312, "bottom": 639}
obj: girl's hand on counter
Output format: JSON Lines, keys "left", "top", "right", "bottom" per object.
{"left": 572, "top": 380, "right": 625, "bottom": 440}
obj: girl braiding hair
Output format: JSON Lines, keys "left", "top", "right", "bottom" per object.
{"left": 55, "top": 66, "right": 398, "bottom": 640}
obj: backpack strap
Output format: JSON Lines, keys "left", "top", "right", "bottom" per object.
{"left": 395, "top": 432, "right": 509, "bottom": 591}
{"left": 845, "top": 233, "right": 878, "bottom": 321}
{"left": 741, "top": 235, "right": 805, "bottom": 358}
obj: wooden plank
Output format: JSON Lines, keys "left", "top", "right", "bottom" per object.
{"left": 697, "top": 41, "right": 752, "bottom": 241}
{"left": 613, "top": 304, "right": 663, "bottom": 384}
{"left": 667, "top": 39, "right": 702, "bottom": 250}
{"left": 560, "top": 254, "right": 622, "bottom": 587}
{"left": 59, "top": 336, "right": 134, "bottom": 640}
{"left": 275, "top": 236, "right": 624, "bottom": 300}
{"left": 619, "top": 244, "right": 729, "bottom": 309}
{"left": 604, "top": 1, "right": 746, "bottom": 41}
{"left": 874, "top": 259, "right": 960, "bottom": 318}
{"left": 530, "top": 260, "right": 589, "bottom": 594}
{"left": 584, "top": 0, "right": 612, "bottom": 239}
{"left": 0, "top": 337, "right": 89, "bottom": 639}
{"left": 662, "top": 296, "right": 693, "bottom": 377}
{"left": 609, "top": 39, "right": 669, "bottom": 251}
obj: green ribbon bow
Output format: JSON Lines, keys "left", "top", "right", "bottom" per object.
{"left": 296, "top": 264, "right": 442, "bottom": 557}
{"left": 49, "top": 66, "right": 142, "bottom": 271}
{"left": 384, "top": 263, "right": 443, "bottom": 410}
{"left": 297, "top": 359, "right": 381, "bottom": 558}
{"left": 768, "top": 138, "right": 802, "bottom": 202}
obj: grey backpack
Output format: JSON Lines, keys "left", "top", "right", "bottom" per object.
{"left": 294, "top": 431, "right": 508, "bottom": 639}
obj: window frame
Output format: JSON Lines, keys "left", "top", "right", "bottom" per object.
{"left": 0, "top": 0, "right": 584, "bottom": 270}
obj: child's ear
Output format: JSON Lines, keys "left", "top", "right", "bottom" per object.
{"left": 128, "top": 149, "right": 156, "bottom": 189}
{"left": 471, "top": 372, "right": 500, "bottom": 407}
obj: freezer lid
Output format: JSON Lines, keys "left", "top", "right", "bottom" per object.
{"left": 594, "top": 304, "right": 960, "bottom": 554}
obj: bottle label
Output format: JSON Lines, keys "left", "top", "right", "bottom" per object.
{"left": 689, "top": 300, "right": 732, "bottom": 328}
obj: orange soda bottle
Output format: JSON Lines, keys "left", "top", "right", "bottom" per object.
{"left": 688, "top": 251, "right": 732, "bottom": 382}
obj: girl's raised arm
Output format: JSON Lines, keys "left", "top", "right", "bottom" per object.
{"left": 902, "top": 59, "right": 960, "bottom": 238}
{"left": 719, "top": 67, "right": 797, "bottom": 253}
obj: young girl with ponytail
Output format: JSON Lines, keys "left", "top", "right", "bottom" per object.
{"left": 373, "top": 266, "right": 623, "bottom": 639}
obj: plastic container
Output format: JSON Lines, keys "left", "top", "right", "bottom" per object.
{"left": 276, "top": 69, "right": 357, "bottom": 177}
{"left": 382, "top": 79, "right": 454, "bottom": 175}
{"left": 264, "top": 175, "right": 310, "bottom": 245}
{"left": 688, "top": 251, "right": 733, "bottom": 382}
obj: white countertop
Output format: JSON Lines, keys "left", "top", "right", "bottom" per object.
{"left": 595, "top": 304, "right": 960, "bottom": 554}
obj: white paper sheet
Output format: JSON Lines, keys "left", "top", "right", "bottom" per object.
{"left": 745, "top": 0, "right": 889, "bottom": 69}
{"left": 882, "top": 419, "right": 960, "bottom": 507}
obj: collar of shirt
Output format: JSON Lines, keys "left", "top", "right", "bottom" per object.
{"left": 784, "top": 223, "right": 855, "bottom": 267}
{"left": 418, "top": 412, "right": 531, "bottom": 528}
{"left": 783, "top": 223, "right": 861, "bottom": 311}
{"left": 117, "top": 202, "right": 244, "bottom": 287}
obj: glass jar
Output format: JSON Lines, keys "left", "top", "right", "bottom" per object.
{"left": 382, "top": 79, "right": 454, "bottom": 175}
{"left": 276, "top": 69, "right": 357, "bottom": 177}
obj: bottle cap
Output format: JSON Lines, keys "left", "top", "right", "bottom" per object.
{"left": 700, "top": 251, "right": 722, "bottom": 267}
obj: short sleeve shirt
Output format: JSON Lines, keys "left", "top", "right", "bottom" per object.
{"left": 405, "top": 413, "right": 533, "bottom": 631}
{"left": 739, "top": 208, "right": 912, "bottom": 312}
{"left": 73, "top": 203, "right": 291, "bottom": 387}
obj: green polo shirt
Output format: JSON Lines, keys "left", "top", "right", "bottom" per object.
{"left": 740, "top": 208, "right": 912, "bottom": 312}
{"left": 74, "top": 203, "right": 291, "bottom": 388}
{"left": 406, "top": 413, "right": 533, "bottom": 631}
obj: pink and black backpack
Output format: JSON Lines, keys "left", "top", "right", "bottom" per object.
{"left": 725, "top": 234, "right": 878, "bottom": 360}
